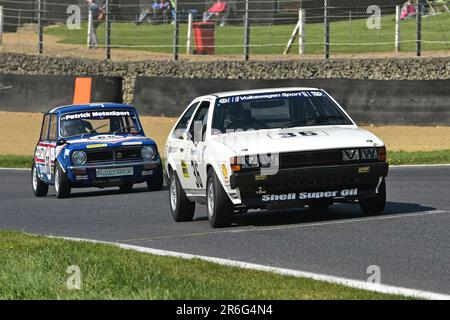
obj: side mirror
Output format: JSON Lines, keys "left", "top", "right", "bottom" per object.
{"left": 57, "top": 139, "right": 67, "bottom": 146}
{"left": 182, "top": 131, "right": 193, "bottom": 141}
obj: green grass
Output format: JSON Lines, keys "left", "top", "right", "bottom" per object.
{"left": 44, "top": 13, "right": 450, "bottom": 55}
{"left": 388, "top": 150, "right": 450, "bottom": 165}
{"left": 0, "top": 231, "right": 406, "bottom": 300}
{"left": 0, "top": 155, "right": 33, "bottom": 168}
{"left": 1, "top": 150, "right": 450, "bottom": 169}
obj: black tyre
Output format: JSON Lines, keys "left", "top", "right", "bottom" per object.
{"left": 31, "top": 163, "right": 48, "bottom": 197}
{"left": 147, "top": 168, "right": 164, "bottom": 191}
{"left": 119, "top": 182, "right": 133, "bottom": 193}
{"left": 360, "top": 178, "right": 387, "bottom": 215}
{"left": 206, "top": 168, "right": 234, "bottom": 228}
{"left": 169, "top": 172, "right": 195, "bottom": 222}
{"left": 54, "top": 162, "right": 71, "bottom": 199}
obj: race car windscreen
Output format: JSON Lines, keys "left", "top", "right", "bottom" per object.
{"left": 59, "top": 110, "right": 142, "bottom": 138}
{"left": 212, "top": 91, "right": 353, "bottom": 134}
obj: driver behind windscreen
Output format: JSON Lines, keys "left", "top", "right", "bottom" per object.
{"left": 61, "top": 119, "right": 93, "bottom": 137}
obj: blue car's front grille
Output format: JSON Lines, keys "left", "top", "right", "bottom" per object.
{"left": 85, "top": 147, "right": 142, "bottom": 164}
{"left": 86, "top": 150, "right": 113, "bottom": 163}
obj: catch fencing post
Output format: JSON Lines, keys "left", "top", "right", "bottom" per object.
{"left": 299, "top": 9, "right": 305, "bottom": 55}
{"left": 87, "top": 9, "right": 92, "bottom": 48}
{"left": 173, "top": 0, "right": 179, "bottom": 61}
{"left": 324, "top": 0, "right": 330, "bottom": 59}
{"left": 416, "top": 0, "right": 423, "bottom": 57}
{"left": 395, "top": 5, "right": 401, "bottom": 52}
{"left": 0, "top": 6, "right": 4, "bottom": 44}
{"left": 186, "top": 11, "right": 193, "bottom": 54}
{"left": 105, "top": 0, "right": 111, "bottom": 60}
{"left": 38, "top": 0, "right": 43, "bottom": 54}
{"left": 243, "top": 0, "right": 250, "bottom": 61}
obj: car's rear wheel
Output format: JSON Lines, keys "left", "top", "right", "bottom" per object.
{"left": 31, "top": 163, "right": 48, "bottom": 197}
{"left": 169, "top": 172, "right": 195, "bottom": 222}
{"left": 119, "top": 182, "right": 133, "bottom": 193}
{"left": 55, "top": 163, "right": 71, "bottom": 199}
{"left": 360, "top": 178, "right": 386, "bottom": 215}
{"left": 206, "top": 168, "right": 234, "bottom": 228}
{"left": 147, "top": 167, "right": 164, "bottom": 191}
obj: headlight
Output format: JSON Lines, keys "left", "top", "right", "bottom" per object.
{"left": 72, "top": 151, "right": 87, "bottom": 166}
{"left": 245, "top": 155, "right": 259, "bottom": 168}
{"left": 141, "top": 146, "right": 156, "bottom": 160}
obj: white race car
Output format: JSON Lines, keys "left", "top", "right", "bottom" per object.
{"left": 165, "top": 88, "right": 389, "bottom": 228}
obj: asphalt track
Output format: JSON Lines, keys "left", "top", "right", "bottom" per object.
{"left": 1, "top": 166, "right": 449, "bottom": 295}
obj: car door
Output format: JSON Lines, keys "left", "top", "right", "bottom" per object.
{"left": 35, "top": 114, "right": 56, "bottom": 183}
{"left": 183, "top": 100, "right": 211, "bottom": 193}
{"left": 166, "top": 101, "right": 199, "bottom": 185}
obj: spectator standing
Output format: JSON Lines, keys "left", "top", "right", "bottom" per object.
{"left": 203, "top": 0, "right": 228, "bottom": 27}
{"left": 400, "top": 0, "right": 417, "bottom": 20}
{"left": 87, "top": 0, "right": 105, "bottom": 49}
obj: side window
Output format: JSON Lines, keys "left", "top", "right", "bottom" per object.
{"left": 172, "top": 101, "right": 199, "bottom": 139}
{"left": 188, "top": 101, "right": 210, "bottom": 142}
{"left": 40, "top": 115, "right": 50, "bottom": 141}
{"left": 48, "top": 115, "right": 58, "bottom": 141}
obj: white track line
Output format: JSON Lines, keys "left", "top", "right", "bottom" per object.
{"left": 0, "top": 167, "right": 30, "bottom": 171}
{"left": 117, "top": 210, "right": 446, "bottom": 243}
{"left": 390, "top": 164, "right": 450, "bottom": 168}
{"left": 52, "top": 235, "right": 450, "bottom": 300}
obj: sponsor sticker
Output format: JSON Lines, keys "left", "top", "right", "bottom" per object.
{"left": 181, "top": 161, "right": 189, "bottom": 178}
{"left": 61, "top": 111, "right": 131, "bottom": 121}
{"left": 122, "top": 141, "right": 142, "bottom": 146}
{"left": 87, "top": 143, "right": 108, "bottom": 149}
{"left": 261, "top": 188, "right": 358, "bottom": 202}
{"left": 359, "top": 166, "right": 371, "bottom": 174}
{"left": 218, "top": 91, "right": 325, "bottom": 105}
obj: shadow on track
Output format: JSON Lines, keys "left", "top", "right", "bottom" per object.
{"left": 59, "top": 186, "right": 168, "bottom": 198}
{"left": 231, "top": 202, "right": 436, "bottom": 228}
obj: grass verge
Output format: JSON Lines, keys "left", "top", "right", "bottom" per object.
{"left": 0, "top": 231, "right": 405, "bottom": 299}
{"left": 388, "top": 150, "right": 450, "bottom": 165}
{"left": 45, "top": 13, "right": 450, "bottom": 55}
{"left": 0, "top": 155, "right": 33, "bottom": 168}
{"left": 1, "top": 150, "right": 450, "bottom": 169}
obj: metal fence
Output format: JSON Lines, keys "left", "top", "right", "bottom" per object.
{"left": 0, "top": 0, "right": 449, "bottom": 61}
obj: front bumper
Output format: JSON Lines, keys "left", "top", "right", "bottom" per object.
{"left": 66, "top": 160, "right": 161, "bottom": 187}
{"left": 230, "top": 162, "right": 389, "bottom": 207}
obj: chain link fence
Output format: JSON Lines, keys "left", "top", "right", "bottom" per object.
{"left": 0, "top": 0, "right": 449, "bottom": 60}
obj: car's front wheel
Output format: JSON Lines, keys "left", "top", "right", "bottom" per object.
{"left": 119, "top": 182, "right": 133, "bottom": 193}
{"left": 360, "top": 178, "right": 386, "bottom": 215}
{"left": 169, "top": 172, "right": 195, "bottom": 222}
{"left": 206, "top": 168, "right": 234, "bottom": 228}
{"left": 31, "top": 163, "right": 48, "bottom": 197}
{"left": 55, "top": 163, "right": 71, "bottom": 199}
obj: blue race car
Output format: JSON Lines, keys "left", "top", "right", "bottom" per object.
{"left": 32, "top": 103, "right": 164, "bottom": 198}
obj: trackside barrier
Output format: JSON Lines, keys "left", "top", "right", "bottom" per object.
{"left": 0, "top": 74, "right": 123, "bottom": 112}
{"left": 132, "top": 77, "right": 450, "bottom": 125}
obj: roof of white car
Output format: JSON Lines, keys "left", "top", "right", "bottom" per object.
{"left": 209, "top": 87, "right": 321, "bottom": 98}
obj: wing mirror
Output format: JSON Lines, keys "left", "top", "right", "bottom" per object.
{"left": 182, "top": 131, "right": 193, "bottom": 141}
{"left": 56, "top": 139, "right": 67, "bottom": 146}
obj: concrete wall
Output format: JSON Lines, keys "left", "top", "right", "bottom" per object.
{"left": 0, "top": 73, "right": 122, "bottom": 112}
{"left": 132, "top": 78, "right": 450, "bottom": 125}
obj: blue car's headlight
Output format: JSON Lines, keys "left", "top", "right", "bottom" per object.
{"left": 141, "top": 146, "right": 156, "bottom": 160}
{"left": 72, "top": 151, "right": 87, "bottom": 166}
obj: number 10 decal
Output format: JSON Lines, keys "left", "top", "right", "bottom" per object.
{"left": 191, "top": 161, "right": 203, "bottom": 188}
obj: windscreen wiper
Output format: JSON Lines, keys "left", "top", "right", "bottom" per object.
{"left": 113, "top": 125, "right": 136, "bottom": 135}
